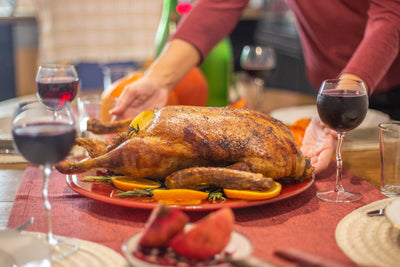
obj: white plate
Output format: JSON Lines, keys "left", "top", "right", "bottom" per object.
{"left": 269, "top": 105, "right": 390, "bottom": 128}
{"left": 1, "top": 230, "right": 128, "bottom": 267}
{"left": 385, "top": 198, "right": 400, "bottom": 230}
{"left": 122, "top": 227, "right": 253, "bottom": 267}
{"left": 0, "top": 229, "right": 50, "bottom": 266}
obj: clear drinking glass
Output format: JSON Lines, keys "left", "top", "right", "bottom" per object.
{"left": 12, "top": 100, "right": 78, "bottom": 260}
{"left": 240, "top": 45, "right": 276, "bottom": 110}
{"left": 316, "top": 79, "right": 368, "bottom": 202}
{"left": 35, "top": 64, "right": 80, "bottom": 112}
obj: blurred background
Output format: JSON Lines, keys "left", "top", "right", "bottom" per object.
{"left": 0, "top": 0, "right": 315, "bottom": 102}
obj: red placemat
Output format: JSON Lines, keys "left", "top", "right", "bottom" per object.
{"left": 7, "top": 162, "right": 386, "bottom": 265}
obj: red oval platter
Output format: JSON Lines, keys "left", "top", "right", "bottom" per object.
{"left": 66, "top": 172, "right": 315, "bottom": 211}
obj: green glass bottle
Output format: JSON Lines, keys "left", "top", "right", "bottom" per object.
{"left": 200, "top": 37, "right": 233, "bottom": 107}
{"left": 154, "top": 0, "right": 234, "bottom": 106}
{"left": 155, "top": 0, "right": 180, "bottom": 57}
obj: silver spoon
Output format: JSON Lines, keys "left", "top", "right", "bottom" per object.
{"left": 367, "top": 209, "right": 385, "bottom": 217}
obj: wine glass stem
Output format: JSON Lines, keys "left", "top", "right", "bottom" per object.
{"left": 42, "top": 164, "right": 56, "bottom": 245}
{"left": 335, "top": 132, "right": 346, "bottom": 193}
{"left": 254, "top": 77, "right": 264, "bottom": 88}
{"left": 253, "top": 77, "right": 264, "bottom": 109}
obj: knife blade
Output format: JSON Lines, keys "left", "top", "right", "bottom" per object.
{"left": 366, "top": 209, "right": 385, "bottom": 217}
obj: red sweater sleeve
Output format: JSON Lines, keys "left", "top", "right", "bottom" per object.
{"left": 340, "top": 0, "right": 400, "bottom": 94}
{"left": 171, "top": 0, "right": 250, "bottom": 62}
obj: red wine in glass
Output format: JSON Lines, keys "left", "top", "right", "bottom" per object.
{"left": 240, "top": 45, "right": 276, "bottom": 81}
{"left": 317, "top": 89, "right": 368, "bottom": 132}
{"left": 37, "top": 77, "right": 79, "bottom": 109}
{"left": 316, "top": 79, "right": 368, "bottom": 203}
{"left": 240, "top": 45, "right": 276, "bottom": 110}
{"left": 12, "top": 100, "right": 78, "bottom": 260}
{"left": 36, "top": 64, "right": 79, "bottom": 110}
{"left": 13, "top": 122, "right": 76, "bottom": 165}
{"left": 240, "top": 63, "right": 276, "bottom": 82}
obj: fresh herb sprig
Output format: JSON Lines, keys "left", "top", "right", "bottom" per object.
{"left": 207, "top": 189, "right": 227, "bottom": 202}
{"left": 114, "top": 188, "right": 154, "bottom": 197}
{"left": 81, "top": 175, "right": 227, "bottom": 202}
{"left": 81, "top": 176, "right": 113, "bottom": 182}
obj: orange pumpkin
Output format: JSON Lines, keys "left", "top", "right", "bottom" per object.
{"left": 100, "top": 72, "right": 144, "bottom": 122}
{"left": 100, "top": 68, "right": 208, "bottom": 122}
{"left": 290, "top": 118, "right": 311, "bottom": 147}
{"left": 167, "top": 67, "right": 208, "bottom": 106}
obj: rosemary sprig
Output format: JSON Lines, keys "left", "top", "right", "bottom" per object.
{"left": 128, "top": 124, "right": 140, "bottom": 137}
{"left": 114, "top": 188, "right": 154, "bottom": 197}
{"left": 207, "top": 189, "right": 227, "bottom": 202}
{"left": 81, "top": 175, "right": 113, "bottom": 182}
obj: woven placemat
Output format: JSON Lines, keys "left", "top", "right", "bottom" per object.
{"left": 335, "top": 198, "right": 400, "bottom": 267}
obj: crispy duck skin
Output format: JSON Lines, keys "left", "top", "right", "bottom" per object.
{"left": 86, "top": 118, "right": 131, "bottom": 134}
{"left": 75, "top": 137, "right": 108, "bottom": 158}
{"left": 165, "top": 167, "right": 274, "bottom": 191}
{"left": 56, "top": 106, "right": 313, "bottom": 183}
{"left": 74, "top": 132, "right": 130, "bottom": 158}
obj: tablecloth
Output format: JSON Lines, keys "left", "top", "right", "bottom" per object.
{"left": 7, "top": 161, "right": 387, "bottom": 266}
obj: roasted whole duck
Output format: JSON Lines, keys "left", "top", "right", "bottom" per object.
{"left": 56, "top": 106, "right": 313, "bottom": 190}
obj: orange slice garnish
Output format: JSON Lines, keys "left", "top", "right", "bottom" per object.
{"left": 128, "top": 110, "right": 155, "bottom": 137}
{"left": 152, "top": 189, "right": 209, "bottom": 205}
{"left": 111, "top": 176, "right": 161, "bottom": 191}
{"left": 223, "top": 182, "right": 282, "bottom": 200}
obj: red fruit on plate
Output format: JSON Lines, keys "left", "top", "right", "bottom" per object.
{"left": 139, "top": 204, "right": 189, "bottom": 247}
{"left": 168, "top": 207, "right": 235, "bottom": 259}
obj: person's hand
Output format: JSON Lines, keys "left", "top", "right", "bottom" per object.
{"left": 110, "top": 39, "right": 201, "bottom": 121}
{"left": 111, "top": 75, "right": 170, "bottom": 121}
{"left": 300, "top": 116, "right": 337, "bottom": 174}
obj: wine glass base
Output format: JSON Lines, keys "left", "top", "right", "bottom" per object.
{"left": 316, "top": 190, "right": 362, "bottom": 203}
{"left": 48, "top": 237, "right": 79, "bottom": 261}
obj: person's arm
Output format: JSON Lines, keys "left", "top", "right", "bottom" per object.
{"left": 172, "top": 0, "right": 249, "bottom": 62}
{"left": 111, "top": 0, "right": 249, "bottom": 120}
{"left": 111, "top": 39, "right": 200, "bottom": 120}
{"left": 340, "top": 0, "right": 400, "bottom": 94}
{"left": 147, "top": 39, "right": 201, "bottom": 92}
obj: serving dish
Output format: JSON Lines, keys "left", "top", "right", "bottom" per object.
{"left": 122, "top": 226, "right": 253, "bottom": 267}
{"left": 66, "top": 172, "right": 315, "bottom": 211}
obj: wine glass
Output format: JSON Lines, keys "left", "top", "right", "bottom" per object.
{"left": 35, "top": 64, "right": 80, "bottom": 112}
{"left": 316, "top": 79, "right": 368, "bottom": 202}
{"left": 240, "top": 45, "right": 276, "bottom": 110}
{"left": 12, "top": 100, "right": 78, "bottom": 259}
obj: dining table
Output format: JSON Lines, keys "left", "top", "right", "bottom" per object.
{"left": 0, "top": 88, "right": 396, "bottom": 267}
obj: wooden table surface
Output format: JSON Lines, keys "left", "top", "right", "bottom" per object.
{"left": 0, "top": 90, "right": 381, "bottom": 228}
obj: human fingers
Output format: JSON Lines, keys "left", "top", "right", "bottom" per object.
{"left": 313, "top": 148, "right": 333, "bottom": 174}
{"left": 111, "top": 95, "right": 129, "bottom": 116}
{"left": 111, "top": 79, "right": 152, "bottom": 118}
